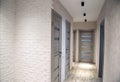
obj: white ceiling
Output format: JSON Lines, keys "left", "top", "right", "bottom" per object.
{"left": 59, "top": 0, "right": 105, "bottom": 22}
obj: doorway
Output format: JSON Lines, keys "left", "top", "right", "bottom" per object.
{"left": 98, "top": 20, "right": 105, "bottom": 79}
{"left": 51, "top": 10, "right": 62, "bottom": 82}
{"left": 79, "top": 30, "right": 94, "bottom": 63}
{"left": 65, "top": 20, "right": 71, "bottom": 78}
{"left": 73, "top": 30, "right": 76, "bottom": 62}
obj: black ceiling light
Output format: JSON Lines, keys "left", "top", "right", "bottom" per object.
{"left": 83, "top": 13, "right": 86, "bottom": 16}
{"left": 81, "top": 1, "right": 84, "bottom": 6}
{"left": 85, "top": 19, "right": 87, "bottom": 22}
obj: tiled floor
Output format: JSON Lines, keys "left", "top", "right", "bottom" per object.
{"left": 64, "top": 63, "right": 102, "bottom": 82}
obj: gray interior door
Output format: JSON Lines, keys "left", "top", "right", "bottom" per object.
{"left": 79, "top": 31, "right": 94, "bottom": 63}
{"left": 99, "top": 20, "right": 105, "bottom": 79}
{"left": 73, "top": 30, "right": 76, "bottom": 62}
{"left": 51, "top": 10, "right": 62, "bottom": 82}
{"left": 65, "top": 21, "right": 71, "bottom": 78}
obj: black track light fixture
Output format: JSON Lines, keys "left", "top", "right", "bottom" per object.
{"left": 81, "top": 1, "right": 84, "bottom": 6}
{"left": 85, "top": 19, "right": 87, "bottom": 22}
{"left": 83, "top": 13, "right": 86, "bottom": 16}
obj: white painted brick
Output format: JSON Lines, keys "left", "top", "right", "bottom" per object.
{"left": 0, "top": 0, "right": 15, "bottom": 82}
{"left": 15, "top": 0, "right": 52, "bottom": 82}
{"left": 0, "top": 0, "right": 52, "bottom": 82}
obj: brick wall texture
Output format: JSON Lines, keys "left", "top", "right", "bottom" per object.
{"left": 0, "top": 0, "right": 52, "bottom": 82}
{"left": 0, "top": 0, "right": 15, "bottom": 82}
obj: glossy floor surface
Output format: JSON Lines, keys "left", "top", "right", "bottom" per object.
{"left": 65, "top": 63, "right": 102, "bottom": 82}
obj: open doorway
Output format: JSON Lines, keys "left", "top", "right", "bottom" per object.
{"left": 98, "top": 20, "right": 105, "bottom": 80}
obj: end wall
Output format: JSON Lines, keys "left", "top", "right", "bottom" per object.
{"left": 73, "top": 22, "right": 97, "bottom": 63}
{"left": 73, "top": 22, "right": 96, "bottom": 30}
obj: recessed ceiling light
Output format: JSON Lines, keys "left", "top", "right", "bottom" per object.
{"left": 83, "top": 13, "right": 86, "bottom": 16}
{"left": 85, "top": 19, "right": 87, "bottom": 22}
{"left": 81, "top": 1, "right": 84, "bottom": 6}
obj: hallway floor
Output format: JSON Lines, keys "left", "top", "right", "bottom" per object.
{"left": 65, "top": 63, "right": 102, "bottom": 82}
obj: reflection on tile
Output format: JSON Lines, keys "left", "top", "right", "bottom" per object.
{"left": 64, "top": 62, "right": 102, "bottom": 82}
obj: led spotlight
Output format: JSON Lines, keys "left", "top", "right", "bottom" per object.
{"left": 83, "top": 13, "right": 86, "bottom": 16}
{"left": 85, "top": 19, "right": 87, "bottom": 22}
{"left": 81, "top": 2, "right": 84, "bottom": 6}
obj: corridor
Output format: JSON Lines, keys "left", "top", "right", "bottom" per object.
{"left": 0, "top": 0, "right": 120, "bottom": 82}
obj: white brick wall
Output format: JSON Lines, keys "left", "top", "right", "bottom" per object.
{"left": 0, "top": 0, "right": 52, "bottom": 82}
{"left": 15, "top": 0, "right": 52, "bottom": 82}
{"left": 0, "top": 0, "right": 15, "bottom": 82}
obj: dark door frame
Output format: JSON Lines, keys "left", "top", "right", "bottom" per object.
{"left": 98, "top": 20, "right": 105, "bottom": 79}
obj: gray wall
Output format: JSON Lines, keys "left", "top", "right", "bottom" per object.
{"left": 104, "top": 0, "right": 120, "bottom": 82}
{"left": 96, "top": 0, "right": 120, "bottom": 82}
{"left": 0, "top": 0, "right": 15, "bottom": 82}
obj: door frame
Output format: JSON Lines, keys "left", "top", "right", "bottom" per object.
{"left": 98, "top": 20, "right": 105, "bottom": 79}
{"left": 65, "top": 20, "right": 71, "bottom": 78}
{"left": 79, "top": 30, "right": 94, "bottom": 63}
{"left": 51, "top": 9, "right": 62, "bottom": 82}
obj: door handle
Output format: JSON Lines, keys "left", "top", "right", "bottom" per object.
{"left": 58, "top": 51, "right": 62, "bottom": 54}
{"left": 54, "top": 51, "right": 62, "bottom": 57}
{"left": 58, "top": 51, "right": 62, "bottom": 57}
